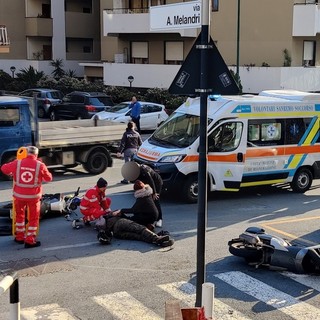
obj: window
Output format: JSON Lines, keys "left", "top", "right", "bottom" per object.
{"left": 212, "top": 0, "right": 219, "bottom": 11}
{"left": 303, "top": 40, "right": 315, "bottom": 66}
{"left": 0, "top": 107, "right": 20, "bottom": 126}
{"left": 247, "top": 118, "right": 319, "bottom": 147}
{"left": 165, "top": 41, "right": 183, "bottom": 65}
{"left": 83, "top": 46, "right": 91, "bottom": 53}
{"left": 208, "top": 122, "right": 243, "bottom": 152}
{"left": 131, "top": 42, "right": 148, "bottom": 64}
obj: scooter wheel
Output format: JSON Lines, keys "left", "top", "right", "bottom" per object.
{"left": 229, "top": 241, "right": 262, "bottom": 262}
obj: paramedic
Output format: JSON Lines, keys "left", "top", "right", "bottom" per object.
{"left": 0, "top": 146, "right": 52, "bottom": 248}
{"left": 80, "top": 177, "right": 112, "bottom": 224}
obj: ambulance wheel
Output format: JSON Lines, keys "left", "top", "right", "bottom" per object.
{"left": 290, "top": 168, "right": 313, "bottom": 193}
{"left": 182, "top": 175, "right": 198, "bottom": 203}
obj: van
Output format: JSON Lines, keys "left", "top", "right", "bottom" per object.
{"left": 134, "top": 90, "right": 320, "bottom": 202}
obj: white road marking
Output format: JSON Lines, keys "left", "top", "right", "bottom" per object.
{"left": 93, "top": 291, "right": 163, "bottom": 320}
{"left": 215, "top": 271, "right": 320, "bottom": 320}
{"left": 158, "top": 281, "right": 251, "bottom": 320}
{"left": 21, "top": 303, "right": 76, "bottom": 319}
{"left": 282, "top": 271, "right": 320, "bottom": 292}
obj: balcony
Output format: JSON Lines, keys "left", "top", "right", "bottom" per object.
{"left": 293, "top": 3, "right": 320, "bottom": 36}
{"left": 103, "top": 9, "right": 198, "bottom": 37}
{"left": 25, "top": 17, "right": 53, "bottom": 37}
{"left": 0, "top": 25, "right": 9, "bottom": 53}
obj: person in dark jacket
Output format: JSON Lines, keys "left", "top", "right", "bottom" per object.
{"left": 117, "top": 121, "right": 142, "bottom": 184}
{"left": 121, "top": 162, "right": 164, "bottom": 228}
{"left": 96, "top": 213, "right": 174, "bottom": 248}
{"left": 113, "top": 180, "right": 158, "bottom": 230}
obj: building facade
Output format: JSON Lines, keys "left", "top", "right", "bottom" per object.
{"left": 96, "top": 0, "right": 320, "bottom": 93}
{"left": 2, "top": 0, "right": 320, "bottom": 93}
{"left": 0, "top": 0, "right": 101, "bottom": 77}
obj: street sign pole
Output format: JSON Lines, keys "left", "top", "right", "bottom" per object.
{"left": 195, "top": 0, "right": 211, "bottom": 307}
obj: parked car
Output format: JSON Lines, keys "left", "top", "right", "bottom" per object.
{"left": 18, "top": 88, "right": 64, "bottom": 118}
{"left": 49, "top": 91, "right": 114, "bottom": 121}
{"left": 93, "top": 101, "right": 169, "bottom": 131}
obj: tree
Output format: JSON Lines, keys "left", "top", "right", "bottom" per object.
{"left": 15, "top": 66, "right": 45, "bottom": 89}
{"left": 50, "top": 59, "right": 65, "bottom": 79}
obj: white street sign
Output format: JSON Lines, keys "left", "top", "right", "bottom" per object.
{"left": 150, "top": 1, "right": 201, "bottom": 31}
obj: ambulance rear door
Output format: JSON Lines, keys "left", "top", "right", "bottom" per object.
{"left": 207, "top": 119, "right": 247, "bottom": 191}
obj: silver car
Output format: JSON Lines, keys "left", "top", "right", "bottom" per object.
{"left": 18, "top": 88, "right": 64, "bottom": 118}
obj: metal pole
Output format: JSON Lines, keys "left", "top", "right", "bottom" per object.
{"left": 195, "top": 0, "right": 210, "bottom": 307}
{"left": 236, "top": 0, "right": 240, "bottom": 81}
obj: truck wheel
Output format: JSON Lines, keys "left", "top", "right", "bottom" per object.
{"left": 182, "top": 175, "right": 198, "bottom": 203}
{"left": 38, "top": 106, "right": 46, "bottom": 118}
{"left": 83, "top": 151, "right": 108, "bottom": 174}
{"left": 290, "top": 168, "right": 313, "bottom": 193}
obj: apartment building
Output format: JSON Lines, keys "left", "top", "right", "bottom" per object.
{"left": 0, "top": 0, "right": 101, "bottom": 78}
{"left": 96, "top": 0, "right": 320, "bottom": 93}
{"left": 1, "top": 0, "right": 320, "bottom": 93}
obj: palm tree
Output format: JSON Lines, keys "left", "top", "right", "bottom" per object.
{"left": 15, "top": 66, "right": 45, "bottom": 88}
{"left": 50, "top": 59, "right": 65, "bottom": 79}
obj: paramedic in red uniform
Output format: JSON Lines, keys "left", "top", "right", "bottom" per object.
{"left": 80, "top": 178, "right": 112, "bottom": 224}
{"left": 0, "top": 146, "right": 52, "bottom": 248}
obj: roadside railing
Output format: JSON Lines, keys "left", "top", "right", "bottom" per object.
{"left": 0, "top": 272, "right": 20, "bottom": 320}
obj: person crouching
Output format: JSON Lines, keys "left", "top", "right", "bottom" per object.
{"left": 80, "top": 178, "right": 111, "bottom": 225}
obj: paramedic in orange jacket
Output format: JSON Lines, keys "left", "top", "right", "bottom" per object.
{"left": 80, "top": 178, "right": 112, "bottom": 224}
{"left": 0, "top": 146, "right": 52, "bottom": 248}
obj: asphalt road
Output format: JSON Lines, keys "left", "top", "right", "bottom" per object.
{"left": 1, "top": 157, "right": 320, "bottom": 320}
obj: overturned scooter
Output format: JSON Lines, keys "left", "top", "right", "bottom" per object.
{"left": 228, "top": 227, "right": 320, "bottom": 274}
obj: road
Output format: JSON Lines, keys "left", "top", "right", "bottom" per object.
{"left": 1, "top": 157, "right": 320, "bottom": 319}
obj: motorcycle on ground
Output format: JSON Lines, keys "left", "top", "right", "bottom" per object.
{"left": 228, "top": 226, "right": 320, "bottom": 274}
{"left": 0, "top": 193, "right": 66, "bottom": 236}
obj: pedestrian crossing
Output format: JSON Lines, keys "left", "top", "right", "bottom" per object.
{"left": 3, "top": 271, "right": 320, "bottom": 319}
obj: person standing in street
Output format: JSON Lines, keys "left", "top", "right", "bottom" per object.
{"left": 80, "top": 177, "right": 112, "bottom": 224}
{"left": 129, "top": 96, "right": 141, "bottom": 133}
{"left": 0, "top": 146, "right": 52, "bottom": 248}
{"left": 121, "top": 162, "right": 164, "bottom": 228}
{"left": 117, "top": 121, "right": 142, "bottom": 184}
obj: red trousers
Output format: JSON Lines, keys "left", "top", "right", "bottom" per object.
{"left": 81, "top": 207, "right": 107, "bottom": 222}
{"left": 14, "top": 199, "right": 40, "bottom": 244}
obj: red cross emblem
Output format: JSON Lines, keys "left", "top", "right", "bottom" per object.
{"left": 21, "top": 171, "right": 33, "bottom": 183}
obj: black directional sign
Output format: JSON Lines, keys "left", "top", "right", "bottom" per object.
{"left": 169, "top": 31, "right": 239, "bottom": 95}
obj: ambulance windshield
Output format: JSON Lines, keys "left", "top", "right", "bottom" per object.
{"left": 150, "top": 112, "right": 209, "bottom": 148}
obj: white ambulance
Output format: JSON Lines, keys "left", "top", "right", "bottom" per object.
{"left": 134, "top": 90, "right": 320, "bottom": 202}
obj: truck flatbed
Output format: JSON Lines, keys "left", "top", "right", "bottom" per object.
{"left": 37, "top": 119, "right": 126, "bottom": 147}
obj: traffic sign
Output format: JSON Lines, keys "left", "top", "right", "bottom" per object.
{"left": 150, "top": 1, "right": 201, "bottom": 30}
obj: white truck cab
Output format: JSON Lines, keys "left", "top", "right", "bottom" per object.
{"left": 134, "top": 90, "right": 320, "bottom": 202}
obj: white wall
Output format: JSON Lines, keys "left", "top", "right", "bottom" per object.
{"left": 104, "top": 63, "right": 320, "bottom": 93}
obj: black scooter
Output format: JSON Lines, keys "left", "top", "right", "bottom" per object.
{"left": 228, "top": 227, "right": 320, "bottom": 274}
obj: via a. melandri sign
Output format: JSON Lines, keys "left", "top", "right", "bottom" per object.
{"left": 150, "top": 1, "right": 201, "bottom": 30}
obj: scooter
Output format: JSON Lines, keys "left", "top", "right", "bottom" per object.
{"left": 0, "top": 193, "right": 66, "bottom": 236}
{"left": 228, "top": 226, "right": 320, "bottom": 274}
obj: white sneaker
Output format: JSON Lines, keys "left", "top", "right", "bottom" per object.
{"left": 155, "top": 219, "right": 162, "bottom": 228}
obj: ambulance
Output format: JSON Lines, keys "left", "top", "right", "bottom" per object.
{"left": 134, "top": 90, "right": 320, "bottom": 203}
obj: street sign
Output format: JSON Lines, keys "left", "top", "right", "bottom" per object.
{"left": 169, "top": 31, "right": 240, "bottom": 95}
{"left": 150, "top": 1, "right": 201, "bottom": 30}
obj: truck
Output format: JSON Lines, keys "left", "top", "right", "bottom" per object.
{"left": 134, "top": 90, "right": 320, "bottom": 203}
{"left": 0, "top": 95, "right": 126, "bottom": 179}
